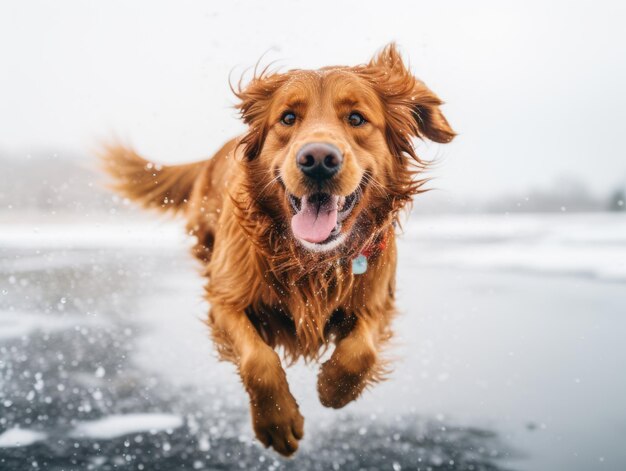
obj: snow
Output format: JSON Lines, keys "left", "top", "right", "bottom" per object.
{"left": 0, "top": 310, "right": 76, "bottom": 340}
{"left": 405, "top": 213, "right": 626, "bottom": 282}
{"left": 0, "top": 221, "right": 189, "bottom": 249}
{"left": 0, "top": 428, "right": 46, "bottom": 448}
{"left": 70, "top": 414, "right": 183, "bottom": 440}
{"left": 2, "top": 213, "right": 624, "bottom": 280}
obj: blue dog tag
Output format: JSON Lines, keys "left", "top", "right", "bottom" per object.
{"left": 352, "top": 254, "right": 368, "bottom": 275}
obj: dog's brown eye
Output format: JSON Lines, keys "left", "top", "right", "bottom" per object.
{"left": 348, "top": 112, "right": 366, "bottom": 127}
{"left": 281, "top": 111, "right": 296, "bottom": 126}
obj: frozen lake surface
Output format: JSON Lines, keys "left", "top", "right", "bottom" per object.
{"left": 1, "top": 213, "right": 625, "bottom": 470}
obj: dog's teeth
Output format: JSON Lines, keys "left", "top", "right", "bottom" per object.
{"left": 288, "top": 194, "right": 301, "bottom": 211}
{"left": 338, "top": 196, "right": 345, "bottom": 210}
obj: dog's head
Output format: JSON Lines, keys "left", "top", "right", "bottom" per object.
{"left": 236, "top": 44, "right": 455, "bottom": 254}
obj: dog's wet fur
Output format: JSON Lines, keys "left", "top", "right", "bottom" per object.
{"left": 102, "top": 44, "right": 455, "bottom": 456}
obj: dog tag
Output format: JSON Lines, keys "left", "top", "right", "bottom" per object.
{"left": 352, "top": 254, "right": 368, "bottom": 275}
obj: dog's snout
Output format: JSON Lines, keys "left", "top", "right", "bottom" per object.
{"left": 296, "top": 142, "right": 343, "bottom": 181}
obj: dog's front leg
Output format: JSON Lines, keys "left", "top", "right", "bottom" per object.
{"left": 209, "top": 305, "right": 304, "bottom": 456}
{"left": 317, "top": 315, "right": 387, "bottom": 409}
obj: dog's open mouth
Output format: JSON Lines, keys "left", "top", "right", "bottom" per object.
{"left": 288, "top": 191, "right": 358, "bottom": 246}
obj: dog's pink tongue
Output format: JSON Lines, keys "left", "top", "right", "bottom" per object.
{"left": 291, "top": 195, "right": 339, "bottom": 243}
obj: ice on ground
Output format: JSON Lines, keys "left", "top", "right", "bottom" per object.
{"left": 411, "top": 241, "right": 626, "bottom": 281}
{"left": 1, "top": 214, "right": 625, "bottom": 469}
{"left": 70, "top": 414, "right": 183, "bottom": 440}
{"left": 0, "top": 428, "right": 46, "bottom": 448}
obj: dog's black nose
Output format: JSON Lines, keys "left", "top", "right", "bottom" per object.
{"left": 296, "top": 142, "right": 343, "bottom": 181}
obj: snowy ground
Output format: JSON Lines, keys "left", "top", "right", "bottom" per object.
{"left": 1, "top": 213, "right": 625, "bottom": 470}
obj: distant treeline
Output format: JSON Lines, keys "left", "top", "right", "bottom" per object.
{"left": 484, "top": 176, "right": 625, "bottom": 213}
{"left": 0, "top": 150, "right": 122, "bottom": 214}
{"left": 1, "top": 150, "right": 625, "bottom": 214}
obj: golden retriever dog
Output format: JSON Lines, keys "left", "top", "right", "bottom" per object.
{"left": 102, "top": 44, "right": 454, "bottom": 456}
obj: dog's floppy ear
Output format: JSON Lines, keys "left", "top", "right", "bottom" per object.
{"left": 365, "top": 43, "right": 455, "bottom": 161}
{"left": 234, "top": 71, "right": 287, "bottom": 160}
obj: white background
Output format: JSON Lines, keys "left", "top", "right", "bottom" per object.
{"left": 2, "top": 0, "right": 625, "bottom": 198}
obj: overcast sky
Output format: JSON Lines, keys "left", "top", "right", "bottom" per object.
{"left": 1, "top": 0, "right": 625, "bottom": 198}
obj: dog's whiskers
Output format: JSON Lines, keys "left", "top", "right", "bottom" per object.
{"left": 362, "top": 174, "right": 387, "bottom": 198}
{"left": 256, "top": 172, "right": 281, "bottom": 199}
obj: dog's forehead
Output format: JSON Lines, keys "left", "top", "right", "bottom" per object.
{"left": 275, "top": 68, "right": 378, "bottom": 108}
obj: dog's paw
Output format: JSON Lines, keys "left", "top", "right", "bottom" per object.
{"left": 250, "top": 393, "right": 304, "bottom": 456}
{"left": 317, "top": 359, "right": 370, "bottom": 409}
